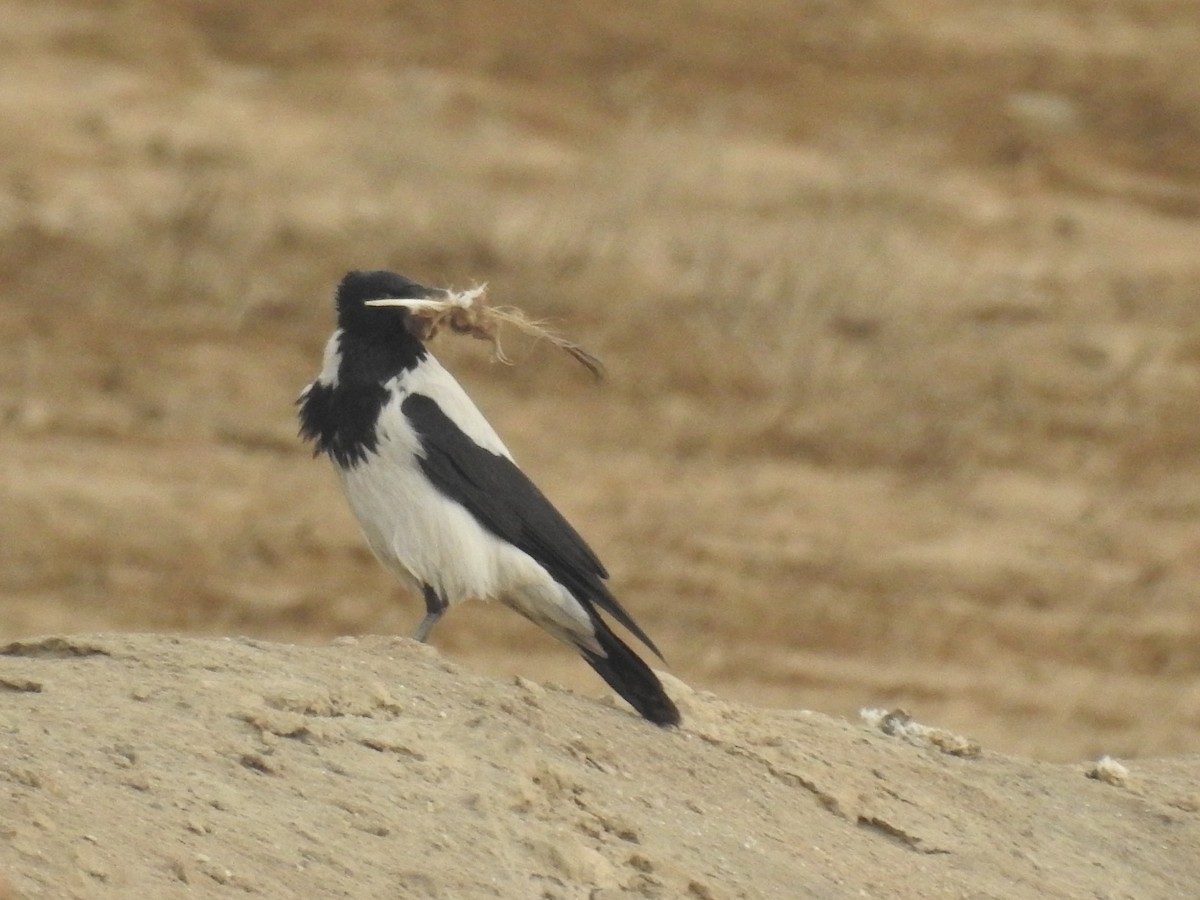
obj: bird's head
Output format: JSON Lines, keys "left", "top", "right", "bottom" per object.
{"left": 335, "top": 269, "right": 448, "bottom": 342}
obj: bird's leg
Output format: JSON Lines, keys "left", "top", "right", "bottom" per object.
{"left": 413, "top": 584, "right": 448, "bottom": 642}
{"left": 412, "top": 612, "right": 441, "bottom": 643}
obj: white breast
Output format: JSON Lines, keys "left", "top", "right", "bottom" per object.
{"left": 397, "top": 355, "right": 513, "bottom": 459}
{"left": 333, "top": 359, "right": 517, "bottom": 597}
{"left": 332, "top": 357, "right": 599, "bottom": 651}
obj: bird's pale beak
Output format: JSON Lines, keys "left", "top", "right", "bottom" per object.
{"left": 364, "top": 297, "right": 446, "bottom": 341}
{"left": 363, "top": 298, "right": 444, "bottom": 311}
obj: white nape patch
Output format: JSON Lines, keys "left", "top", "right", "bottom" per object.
{"left": 313, "top": 329, "right": 343, "bottom": 388}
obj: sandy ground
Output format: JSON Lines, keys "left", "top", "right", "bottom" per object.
{"left": 2, "top": 0, "right": 1200, "bottom": 895}
{"left": 4, "top": 633, "right": 1200, "bottom": 899}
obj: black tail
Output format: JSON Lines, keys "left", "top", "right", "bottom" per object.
{"left": 578, "top": 617, "right": 680, "bottom": 727}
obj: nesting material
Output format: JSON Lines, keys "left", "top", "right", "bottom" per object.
{"left": 395, "top": 285, "right": 605, "bottom": 379}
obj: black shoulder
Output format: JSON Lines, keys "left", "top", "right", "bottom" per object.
{"left": 400, "top": 392, "right": 600, "bottom": 579}
{"left": 401, "top": 392, "right": 663, "bottom": 657}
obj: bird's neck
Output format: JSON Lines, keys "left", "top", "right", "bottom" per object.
{"left": 298, "top": 328, "right": 427, "bottom": 469}
{"left": 335, "top": 328, "right": 427, "bottom": 387}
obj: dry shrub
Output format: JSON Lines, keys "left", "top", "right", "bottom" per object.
{"left": 8, "top": 8, "right": 1199, "bottom": 483}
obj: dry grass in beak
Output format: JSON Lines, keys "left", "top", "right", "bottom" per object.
{"left": 371, "top": 286, "right": 605, "bottom": 379}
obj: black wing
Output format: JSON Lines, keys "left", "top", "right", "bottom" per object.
{"left": 401, "top": 393, "right": 664, "bottom": 659}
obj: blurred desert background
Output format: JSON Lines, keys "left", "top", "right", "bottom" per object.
{"left": 3, "top": 0, "right": 1199, "bottom": 765}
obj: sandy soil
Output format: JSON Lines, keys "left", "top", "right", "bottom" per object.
{"left": 4, "top": 633, "right": 1200, "bottom": 899}
{"left": 2, "top": 0, "right": 1200, "bottom": 895}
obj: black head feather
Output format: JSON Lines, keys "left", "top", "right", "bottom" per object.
{"left": 299, "top": 270, "right": 444, "bottom": 468}
{"left": 335, "top": 269, "right": 445, "bottom": 338}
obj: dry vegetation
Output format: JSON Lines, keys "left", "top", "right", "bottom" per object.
{"left": 2, "top": 0, "right": 1199, "bottom": 761}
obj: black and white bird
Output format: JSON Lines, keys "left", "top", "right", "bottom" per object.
{"left": 298, "top": 270, "right": 680, "bottom": 726}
